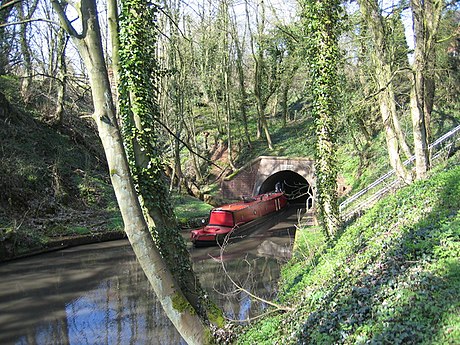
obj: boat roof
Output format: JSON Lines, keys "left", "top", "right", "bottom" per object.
{"left": 214, "top": 202, "right": 251, "bottom": 212}
{"left": 213, "top": 192, "right": 284, "bottom": 212}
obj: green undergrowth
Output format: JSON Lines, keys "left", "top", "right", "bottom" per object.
{"left": 172, "top": 194, "right": 213, "bottom": 227}
{"left": 338, "top": 132, "right": 390, "bottom": 197}
{"left": 238, "top": 155, "right": 460, "bottom": 344}
{"left": 338, "top": 109, "right": 460, "bottom": 200}
{"left": 0, "top": 77, "right": 123, "bottom": 260}
{"left": 234, "top": 117, "right": 316, "bottom": 166}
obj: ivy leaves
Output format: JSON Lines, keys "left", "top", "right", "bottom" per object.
{"left": 118, "top": 0, "right": 172, "bottom": 216}
{"left": 300, "top": 0, "right": 344, "bottom": 238}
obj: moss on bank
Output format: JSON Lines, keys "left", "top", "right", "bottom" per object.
{"left": 238, "top": 155, "right": 460, "bottom": 344}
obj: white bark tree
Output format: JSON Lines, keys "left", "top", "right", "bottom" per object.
{"left": 50, "top": 1, "right": 212, "bottom": 343}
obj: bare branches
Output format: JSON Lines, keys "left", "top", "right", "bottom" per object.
{"left": 283, "top": 180, "right": 313, "bottom": 200}
{"left": 362, "top": 67, "right": 411, "bottom": 103}
{"left": 151, "top": 113, "right": 224, "bottom": 171}
{"left": 157, "top": 5, "right": 191, "bottom": 43}
{"left": 208, "top": 236, "right": 294, "bottom": 325}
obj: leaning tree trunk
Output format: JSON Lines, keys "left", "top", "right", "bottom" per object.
{"left": 118, "top": 0, "right": 223, "bottom": 331}
{"left": 51, "top": 1, "right": 211, "bottom": 343}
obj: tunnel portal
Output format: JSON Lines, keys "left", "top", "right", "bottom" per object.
{"left": 258, "top": 170, "right": 314, "bottom": 209}
{"left": 220, "top": 156, "right": 316, "bottom": 210}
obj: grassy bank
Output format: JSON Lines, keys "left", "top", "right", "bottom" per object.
{"left": 238, "top": 155, "right": 460, "bottom": 344}
{"left": 0, "top": 77, "right": 212, "bottom": 261}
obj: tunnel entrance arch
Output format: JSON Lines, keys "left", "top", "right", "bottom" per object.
{"left": 219, "top": 156, "right": 316, "bottom": 210}
{"left": 257, "top": 170, "right": 314, "bottom": 210}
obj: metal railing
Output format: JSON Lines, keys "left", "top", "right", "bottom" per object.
{"left": 339, "top": 124, "right": 460, "bottom": 220}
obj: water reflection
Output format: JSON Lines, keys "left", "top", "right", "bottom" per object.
{"left": 0, "top": 218, "right": 296, "bottom": 345}
{"left": 0, "top": 242, "right": 185, "bottom": 345}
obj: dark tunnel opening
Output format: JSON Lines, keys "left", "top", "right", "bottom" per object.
{"left": 258, "top": 170, "right": 314, "bottom": 209}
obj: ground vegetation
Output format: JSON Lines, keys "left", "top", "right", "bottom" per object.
{"left": 237, "top": 151, "right": 460, "bottom": 344}
{"left": 0, "top": 0, "right": 459, "bottom": 343}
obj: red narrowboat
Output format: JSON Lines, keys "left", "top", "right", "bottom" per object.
{"left": 190, "top": 192, "right": 288, "bottom": 246}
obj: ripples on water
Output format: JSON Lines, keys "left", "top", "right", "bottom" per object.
{"left": 0, "top": 223, "right": 296, "bottom": 345}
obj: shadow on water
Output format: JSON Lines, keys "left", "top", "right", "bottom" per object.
{"left": 0, "top": 205, "right": 302, "bottom": 345}
{"left": 0, "top": 241, "right": 184, "bottom": 345}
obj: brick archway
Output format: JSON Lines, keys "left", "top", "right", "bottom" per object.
{"left": 220, "top": 156, "right": 315, "bottom": 208}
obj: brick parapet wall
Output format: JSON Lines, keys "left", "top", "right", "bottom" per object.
{"left": 221, "top": 160, "right": 260, "bottom": 200}
{"left": 220, "top": 157, "right": 315, "bottom": 200}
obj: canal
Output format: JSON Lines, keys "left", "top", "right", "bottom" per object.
{"left": 0, "top": 207, "right": 302, "bottom": 345}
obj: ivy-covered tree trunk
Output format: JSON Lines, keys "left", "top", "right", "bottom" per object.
{"left": 51, "top": 1, "right": 212, "bottom": 343}
{"left": 301, "top": 0, "right": 342, "bottom": 239}
{"left": 117, "top": 0, "right": 222, "bottom": 332}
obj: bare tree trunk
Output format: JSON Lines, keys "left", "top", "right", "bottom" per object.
{"left": 358, "top": 0, "right": 412, "bottom": 183}
{"left": 259, "top": 101, "right": 273, "bottom": 149}
{"left": 271, "top": 93, "right": 278, "bottom": 118}
{"left": 224, "top": 58, "right": 236, "bottom": 170}
{"left": 409, "top": 0, "right": 442, "bottom": 180}
{"left": 183, "top": 105, "right": 203, "bottom": 183}
{"left": 16, "top": 0, "right": 38, "bottom": 103}
{"left": 53, "top": 28, "right": 68, "bottom": 125}
{"left": 230, "top": 6, "right": 251, "bottom": 147}
{"left": 381, "top": 90, "right": 411, "bottom": 181}
{"left": 108, "top": 0, "right": 120, "bottom": 92}
{"left": 246, "top": 0, "right": 275, "bottom": 150}
{"left": 281, "top": 83, "right": 289, "bottom": 125}
{"left": 173, "top": 131, "right": 184, "bottom": 191}
{"left": 391, "top": 98, "right": 412, "bottom": 160}
{"left": 0, "top": 1, "right": 13, "bottom": 75}
{"left": 253, "top": 46, "right": 272, "bottom": 148}
{"left": 51, "top": 1, "right": 211, "bottom": 343}
{"left": 219, "top": 0, "right": 236, "bottom": 170}
{"left": 410, "top": 74, "right": 429, "bottom": 179}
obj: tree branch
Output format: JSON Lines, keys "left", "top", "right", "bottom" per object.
{"left": 156, "top": 5, "right": 191, "bottom": 43}
{"left": 363, "top": 67, "right": 411, "bottom": 102}
{"left": 0, "top": 18, "right": 58, "bottom": 28}
{"left": 152, "top": 114, "right": 224, "bottom": 171}
{"left": 210, "top": 239, "right": 294, "bottom": 314}
{"left": 0, "top": 0, "right": 21, "bottom": 11}
{"left": 50, "top": 0, "right": 81, "bottom": 39}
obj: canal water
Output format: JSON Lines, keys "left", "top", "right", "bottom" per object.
{"left": 0, "top": 208, "right": 300, "bottom": 345}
